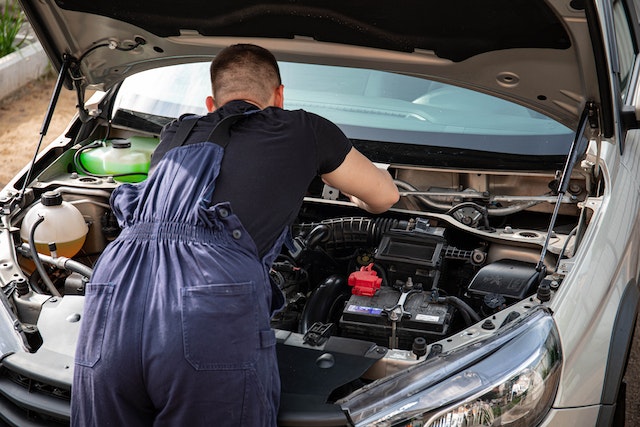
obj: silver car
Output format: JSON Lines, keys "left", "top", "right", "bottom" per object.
{"left": 1, "top": 0, "right": 639, "bottom": 425}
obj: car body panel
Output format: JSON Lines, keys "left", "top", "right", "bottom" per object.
{"left": 549, "top": 1, "right": 640, "bottom": 406}
{"left": 540, "top": 405, "right": 604, "bottom": 426}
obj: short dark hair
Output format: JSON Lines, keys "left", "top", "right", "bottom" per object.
{"left": 209, "top": 44, "right": 282, "bottom": 104}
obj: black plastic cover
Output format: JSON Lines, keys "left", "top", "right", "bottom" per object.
{"left": 276, "top": 332, "right": 385, "bottom": 425}
{"left": 467, "top": 259, "right": 539, "bottom": 301}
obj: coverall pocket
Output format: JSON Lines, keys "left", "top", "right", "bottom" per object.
{"left": 75, "top": 283, "right": 115, "bottom": 368}
{"left": 181, "top": 282, "right": 259, "bottom": 370}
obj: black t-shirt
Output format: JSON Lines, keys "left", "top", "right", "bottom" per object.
{"left": 152, "top": 100, "right": 352, "bottom": 257}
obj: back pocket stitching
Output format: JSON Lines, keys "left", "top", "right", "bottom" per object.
{"left": 181, "top": 282, "right": 258, "bottom": 370}
{"left": 75, "top": 283, "right": 115, "bottom": 367}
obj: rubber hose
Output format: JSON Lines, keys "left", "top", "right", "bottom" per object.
{"left": 299, "top": 275, "right": 349, "bottom": 334}
{"left": 444, "top": 296, "right": 481, "bottom": 325}
{"left": 28, "top": 215, "right": 61, "bottom": 297}
{"left": 304, "top": 224, "right": 331, "bottom": 249}
{"left": 19, "top": 243, "right": 93, "bottom": 279}
{"left": 295, "top": 217, "right": 405, "bottom": 249}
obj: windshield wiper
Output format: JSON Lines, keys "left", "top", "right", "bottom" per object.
{"left": 111, "top": 109, "right": 173, "bottom": 134}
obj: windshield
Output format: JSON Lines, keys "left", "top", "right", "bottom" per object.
{"left": 113, "top": 61, "right": 573, "bottom": 160}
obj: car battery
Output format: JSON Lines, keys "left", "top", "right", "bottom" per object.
{"left": 340, "top": 287, "right": 454, "bottom": 348}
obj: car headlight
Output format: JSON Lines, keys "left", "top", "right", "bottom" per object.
{"left": 339, "top": 306, "right": 562, "bottom": 427}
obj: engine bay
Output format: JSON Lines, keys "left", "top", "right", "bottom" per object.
{"left": 0, "top": 129, "right": 598, "bottom": 383}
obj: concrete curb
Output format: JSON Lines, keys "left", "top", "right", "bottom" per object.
{"left": 0, "top": 41, "right": 49, "bottom": 101}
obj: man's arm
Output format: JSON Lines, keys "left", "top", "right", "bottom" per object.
{"left": 321, "top": 147, "right": 399, "bottom": 214}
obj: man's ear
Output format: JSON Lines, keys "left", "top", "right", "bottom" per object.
{"left": 274, "top": 85, "right": 284, "bottom": 108}
{"left": 206, "top": 96, "right": 216, "bottom": 112}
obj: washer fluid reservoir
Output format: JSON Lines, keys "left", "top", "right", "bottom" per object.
{"left": 79, "top": 137, "right": 157, "bottom": 183}
{"left": 20, "top": 191, "right": 89, "bottom": 257}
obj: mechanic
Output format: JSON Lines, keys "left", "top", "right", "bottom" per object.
{"left": 72, "top": 43, "right": 399, "bottom": 426}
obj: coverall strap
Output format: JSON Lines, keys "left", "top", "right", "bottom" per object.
{"left": 149, "top": 115, "right": 199, "bottom": 169}
{"left": 151, "top": 109, "right": 261, "bottom": 171}
{"left": 205, "top": 110, "right": 259, "bottom": 149}
{"left": 173, "top": 115, "right": 200, "bottom": 147}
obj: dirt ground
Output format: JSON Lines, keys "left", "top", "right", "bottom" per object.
{"left": 0, "top": 71, "right": 78, "bottom": 186}
{"left": 2, "top": 72, "right": 640, "bottom": 425}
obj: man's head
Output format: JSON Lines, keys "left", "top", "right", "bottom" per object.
{"left": 207, "top": 44, "right": 283, "bottom": 111}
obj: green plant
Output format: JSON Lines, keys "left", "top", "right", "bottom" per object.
{"left": 0, "top": 0, "right": 25, "bottom": 58}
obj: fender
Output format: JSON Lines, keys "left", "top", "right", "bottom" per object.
{"left": 596, "top": 279, "right": 639, "bottom": 425}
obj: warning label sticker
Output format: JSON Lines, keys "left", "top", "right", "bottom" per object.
{"left": 415, "top": 313, "right": 441, "bottom": 323}
{"left": 346, "top": 305, "right": 383, "bottom": 315}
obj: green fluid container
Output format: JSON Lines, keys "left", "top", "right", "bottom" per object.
{"left": 78, "top": 137, "right": 159, "bottom": 183}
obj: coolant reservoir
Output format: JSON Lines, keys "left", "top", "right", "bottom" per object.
{"left": 20, "top": 191, "right": 89, "bottom": 257}
{"left": 79, "top": 137, "right": 157, "bottom": 183}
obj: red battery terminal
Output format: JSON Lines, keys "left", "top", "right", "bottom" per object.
{"left": 348, "top": 263, "right": 382, "bottom": 296}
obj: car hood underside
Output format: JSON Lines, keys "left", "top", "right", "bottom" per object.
{"left": 19, "top": 0, "right": 603, "bottom": 131}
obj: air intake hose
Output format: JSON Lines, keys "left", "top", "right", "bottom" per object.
{"left": 294, "top": 217, "right": 408, "bottom": 249}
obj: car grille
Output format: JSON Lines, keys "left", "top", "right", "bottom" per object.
{"left": 0, "top": 367, "right": 70, "bottom": 426}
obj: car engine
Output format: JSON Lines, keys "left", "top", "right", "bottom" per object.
{"left": 0, "top": 132, "right": 595, "bottom": 388}
{"left": 270, "top": 209, "right": 548, "bottom": 353}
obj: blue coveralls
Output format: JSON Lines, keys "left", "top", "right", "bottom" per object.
{"left": 72, "top": 114, "right": 284, "bottom": 426}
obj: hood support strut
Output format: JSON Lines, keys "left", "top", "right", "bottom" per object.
{"left": 17, "top": 55, "right": 71, "bottom": 203}
{"left": 536, "top": 102, "right": 594, "bottom": 276}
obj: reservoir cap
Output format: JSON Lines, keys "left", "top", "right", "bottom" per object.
{"left": 111, "top": 139, "right": 132, "bottom": 149}
{"left": 41, "top": 190, "right": 63, "bottom": 206}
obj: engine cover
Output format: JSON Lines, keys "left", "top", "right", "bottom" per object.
{"left": 340, "top": 287, "right": 453, "bottom": 349}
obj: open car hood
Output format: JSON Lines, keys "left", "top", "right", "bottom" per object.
{"left": 19, "top": 0, "right": 603, "bottom": 130}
